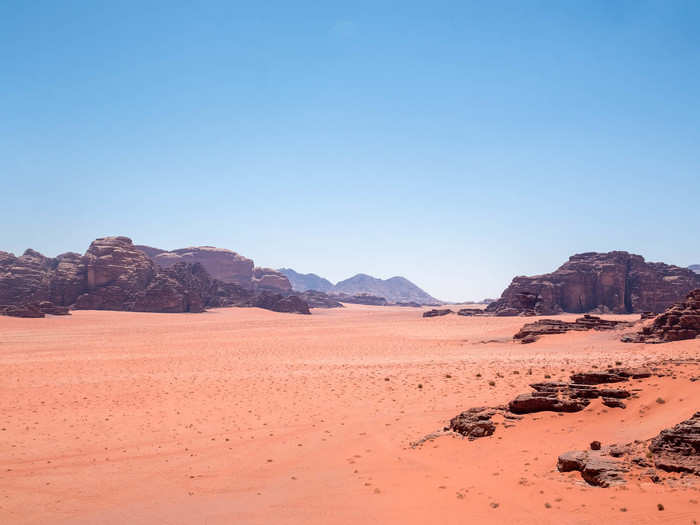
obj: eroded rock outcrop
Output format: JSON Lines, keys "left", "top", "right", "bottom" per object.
{"left": 648, "top": 411, "right": 700, "bottom": 474}
{"left": 514, "top": 315, "right": 633, "bottom": 343}
{"left": 622, "top": 289, "right": 700, "bottom": 343}
{"left": 423, "top": 308, "right": 453, "bottom": 318}
{"left": 448, "top": 407, "right": 500, "bottom": 440}
{"left": 557, "top": 450, "right": 628, "bottom": 487}
{"left": 136, "top": 245, "right": 292, "bottom": 292}
{"left": 294, "top": 290, "right": 344, "bottom": 308}
{"left": 1, "top": 301, "right": 70, "bottom": 318}
{"left": 1, "top": 237, "right": 311, "bottom": 315}
{"left": 244, "top": 293, "right": 311, "bottom": 314}
{"left": 487, "top": 252, "right": 700, "bottom": 316}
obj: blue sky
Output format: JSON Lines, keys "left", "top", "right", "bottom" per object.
{"left": 2, "top": 1, "right": 699, "bottom": 301}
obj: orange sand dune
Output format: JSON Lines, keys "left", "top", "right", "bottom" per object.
{"left": 1, "top": 305, "right": 698, "bottom": 524}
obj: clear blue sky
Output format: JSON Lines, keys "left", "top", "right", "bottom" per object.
{"left": 2, "top": 1, "right": 699, "bottom": 301}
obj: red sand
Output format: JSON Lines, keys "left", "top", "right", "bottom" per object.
{"left": 1, "top": 305, "right": 698, "bottom": 524}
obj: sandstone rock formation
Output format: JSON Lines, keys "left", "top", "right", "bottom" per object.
{"left": 0, "top": 237, "right": 311, "bottom": 315}
{"left": 252, "top": 267, "right": 292, "bottom": 292}
{"left": 557, "top": 450, "right": 628, "bottom": 487}
{"left": 1, "top": 301, "right": 70, "bottom": 318}
{"left": 457, "top": 308, "right": 483, "bottom": 316}
{"left": 622, "top": 289, "right": 700, "bottom": 343}
{"left": 423, "top": 308, "right": 453, "bottom": 318}
{"left": 448, "top": 407, "right": 500, "bottom": 440}
{"left": 244, "top": 293, "right": 311, "bottom": 315}
{"left": 135, "top": 245, "right": 292, "bottom": 292}
{"left": 294, "top": 290, "right": 344, "bottom": 308}
{"left": 514, "top": 315, "right": 633, "bottom": 343}
{"left": 507, "top": 373, "right": 636, "bottom": 415}
{"left": 557, "top": 411, "right": 699, "bottom": 488}
{"left": 487, "top": 251, "right": 700, "bottom": 316}
{"left": 648, "top": 411, "right": 699, "bottom": 475}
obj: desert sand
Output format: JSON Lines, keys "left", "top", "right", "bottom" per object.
{"left": 1, "top": 305, "right": 698, "bottom": 524}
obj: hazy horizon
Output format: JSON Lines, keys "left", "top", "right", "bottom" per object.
{"left": 3, "top": 1, "right": 699, "bottom": 301}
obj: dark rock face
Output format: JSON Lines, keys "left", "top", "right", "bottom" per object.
{"left": 487, "top": 251, "right": 700, "bottom": 316}
{"left": 449, "top": 407, "right": 499, "bottom": 440}
{"left": 75, "top": 237, "right": 157, "bottom": 311}
{"left": 0, "top": 249, "right": 53, "bottom": 305}
{"left": 648, "top": 411, "right": 700, "bottom": 475}
{"left": 622, "top": 289, "right": 700, "bottom": 343}
{"left": 514, "top": 315, "right": 632, "bottom": 343}
{"left": 423, "top": 308, "right": 453, "bottom": 318}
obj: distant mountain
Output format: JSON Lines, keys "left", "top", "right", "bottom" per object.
{"left": 690, "top": 265, "right": 700, "bottom": 274}
{"left": 278, "top": 269, "right": 439, "bottom": 304}
{"left": 278, "top": 268, "right": 334, "bottom": 293}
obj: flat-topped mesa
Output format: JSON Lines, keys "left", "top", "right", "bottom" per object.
{"left": 487, "top": 251, "right": 700, "bottom": 316}
{"left": 622, "top": 289, "right": 700, "bottom": 343}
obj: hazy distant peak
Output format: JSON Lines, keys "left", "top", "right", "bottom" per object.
{"left": 279, "top": 268, "right": 438, "bottom": 304}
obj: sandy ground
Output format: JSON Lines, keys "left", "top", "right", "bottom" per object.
{"left": 1, "top": 305, "right": 698, "bottom": 524}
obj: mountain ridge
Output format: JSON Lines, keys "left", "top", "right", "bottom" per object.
{"left": 278, "top": 268, "right": 439, "bottom": 304}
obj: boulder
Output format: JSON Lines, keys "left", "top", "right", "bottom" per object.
{"left": 508, "top": 392, "right": 590, "bottom": 414}
{"left": 448, "top": 407, "right": 499, "bottom": 440}
{"left": 557, "top": 450, "right": 628, "bottom": 487}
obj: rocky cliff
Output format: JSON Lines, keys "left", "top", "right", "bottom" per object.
{"left": 487, "top": 252, "right": 700, "bottom": 316}
{"left": 136, "top": 245, "right": 291, "bottom": 292}
{"left": 1, "top": 237, "right": 308, "bottom": 315}
{"left": 622, "top": 289, "right": 700, "bottom": 343}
